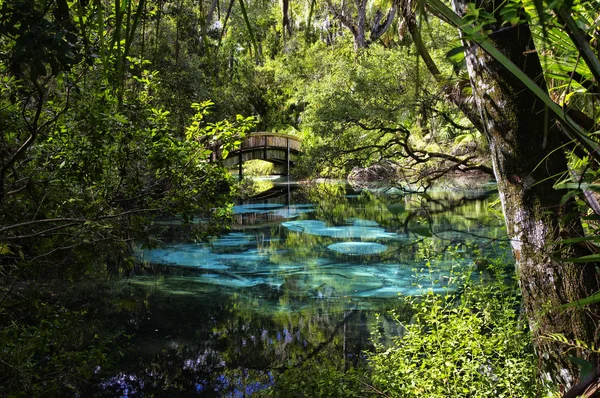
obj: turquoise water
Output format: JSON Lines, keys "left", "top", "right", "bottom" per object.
{"left": 136, "top": 181, "right": 506, "bottom": 302}
{"left": 94, "top": 180, "right": 510, "bottom": 397}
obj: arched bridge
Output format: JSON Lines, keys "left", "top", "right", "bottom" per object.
{"left": 220, "top": 132, "right": 302, "bottom": 176}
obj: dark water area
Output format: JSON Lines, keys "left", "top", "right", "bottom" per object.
{"left": 90, "top": 178, "right": 511, "bottom": 397}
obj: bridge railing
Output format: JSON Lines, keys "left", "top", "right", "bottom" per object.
{"left": 240, "top": 132, "right": 301, "bottom": 153}
{"left": 211, "top": 132, "right": 302, "bottom": 176}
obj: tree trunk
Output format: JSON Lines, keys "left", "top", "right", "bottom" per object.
{"left": 328, "top": 0, "right": 396, "bottom": 50}
{"left": 154, "top": 0, "right": 162, "bottom": 58}
{"left": 206, "top": 0, "right": 219, "bottom": 26}
{"left": 282, "top": 0, "right": 292, "bottom": 39}
{"left": 451, "top": 0, "right": 600, "bottom": 387}
{"left": 355, "top": 0, "right": 366, "bottom": 49}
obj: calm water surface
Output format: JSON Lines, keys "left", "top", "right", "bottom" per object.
{"left": 94, "top": 179, "right": 510, "bottom": 397}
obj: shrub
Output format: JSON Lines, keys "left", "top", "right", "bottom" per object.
{"left": 367, "top": 266, "right": 538, "bottom": 398}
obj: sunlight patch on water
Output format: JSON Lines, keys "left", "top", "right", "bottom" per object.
{"left": 346, "top": 218, "right": 380, "bottom": 227}
{"left": 282, "top": 220, "right": 402, "bottom": 239}
{"left": 327, "top": 242, "right": 388, "bottom": 255}
{"left": 137, "top": 236, "right": 465, "bottom": 303}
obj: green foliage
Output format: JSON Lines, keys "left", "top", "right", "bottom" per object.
{"left": 0, "top": 56, "right": 258, "bottom": 273}
{"left": 243, "top": 159, "right": 277, "bottom": 176}
{"left": 0, "top": 0, "right": 261, "bottom": 386}
{"left": 186, "top": 100, "right": 257, "bottom": 159}
{"left": 261, "top": 36, "right": 488, "bottom": 181}
{"left": 259, "top": 352, "right": 372, "bottom": 398}
{"left": 0, "top": 307, "right": 110, "bottom": 396}
{"left": 0, "top": 282, "right": 131, "bottom": 397}
{"left": 368, "top": 265, "right": 538, "bottom": 398}
{"left": 0, "top": 0, "right": 84, "bottom": 81}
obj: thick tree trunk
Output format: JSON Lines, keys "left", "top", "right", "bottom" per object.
{"left": 451, "top": 0, "right": 600, "bottom": 387}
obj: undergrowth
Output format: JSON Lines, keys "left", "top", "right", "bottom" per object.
{"left": 367, "top": 261, "right": 538, "bottom": 397}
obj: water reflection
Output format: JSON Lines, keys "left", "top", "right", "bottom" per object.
{"left": 137, "top": 181, "right": 506, "bottom": 301}
{"left": 93, "top": 180, "right": 509, "bottom": 397}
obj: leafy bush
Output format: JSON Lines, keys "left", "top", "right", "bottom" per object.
{"left": 258, "top": 351, "right": 372, "bottom": 398}
{"left": 243, "top": 159, "right": 277, "bottom": 176}
{"left": 367, "top": 265, "right": 538, "bottom": 398}
{"left": 0, "top": 282, "right": 131, "bottom": 397}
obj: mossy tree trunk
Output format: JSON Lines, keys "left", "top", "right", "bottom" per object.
{"left": 451, "top": 0, "right": 600, "bottom": 387}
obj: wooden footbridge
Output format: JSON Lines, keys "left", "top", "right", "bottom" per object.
{"left": 219, "top": 132, "right": 302, "bottom": 176}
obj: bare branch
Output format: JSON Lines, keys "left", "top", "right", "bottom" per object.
{"left": 0, "top": 218, "right": 87, "bottom": 234}
{"left": 0, "top": 208, "right": 158, "bottom": 235}
{"left": 5, "top": 223, "right": 82, "bottom": 240}
{"left": 326, "top": 0, "right": 358, "bottom": 36}
{"left": 5, "top": 180, "right": 30, "bottom": 196}
{"left": 370, "top": 5, "right": 397, "bottom": 43}
{"left": 431, "top": 108, "right": 474, "bottom": 131}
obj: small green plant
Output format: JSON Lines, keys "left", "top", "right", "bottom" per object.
{"left": 368, "top": 262, "right": 538, "bottom": 397}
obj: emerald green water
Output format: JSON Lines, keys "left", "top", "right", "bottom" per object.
{"left": 94, "top": 180, "right": 510, "bottom": 397}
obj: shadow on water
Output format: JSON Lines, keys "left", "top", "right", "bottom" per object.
{"left": 88, "top": 179, "right": 510, "bottom": 397}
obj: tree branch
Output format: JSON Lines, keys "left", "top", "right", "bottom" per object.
{"left": 431, "top": 108, "right": 474, "bottom": 131}
{"left": 0, "top": 209, "right": 158, "bottom": 235}
{"left": 0, "top": 218, "right": 87, "bottom": 234}
{"left": 370, "top": 5, "right": 397, "bottom": 43}
{"left": 327, "top": 0, "right": 358, "bottom": 37}
{"left": 5, "top": 223, "right": 82, "bottom": 240}
{"left": 335, "top": 119, "right": 494, "bottom": 177}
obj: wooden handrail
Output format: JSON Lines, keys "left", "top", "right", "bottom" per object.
{"left": 247, "top": 132, "right": 302, "bottom": 140}
{"left": 239, "top": 132, "right": 302, "bottom": 153}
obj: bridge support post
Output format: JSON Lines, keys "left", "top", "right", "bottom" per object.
{"left": 263, "top": 136, "right": 267, "bottom": 160}
{"left": 238, "top": 151, "right": 243, "bottom": 178}
{"left": 286, "top": 138, "right": 290, "bottom": 176}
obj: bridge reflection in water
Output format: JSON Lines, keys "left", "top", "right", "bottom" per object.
{"left": 220, "top": 132, "right": 302, "bottom": 177}
{"left": 232, "top": 180, "right": 308, "bottom": 229}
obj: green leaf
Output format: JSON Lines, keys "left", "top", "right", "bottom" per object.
{"left": 446, "top": 46, "right": 465, "bottom": 59}
{"left": 555, "top": 8, "right": 600, "bottom": 85}
{"left": 547, "top": 333, "right": 569, "bottom": 343}
{"left": 453, "top": 133, "right": 473, "bottom": 144}
{"left": 559, "top": 190, "right": 577, "bottom": 206}
{"left": 555, "top": 182, "right": 600, "bottom": 192}
{"left": 558, "top": 254, "right": 600, "bottom": 263}
{"left": 556, "top": 291, "right": 600, "bottom": 309}
{"left": 548, "top": 235, "right": 600, "bottom": 245}
{"left": 0, "top": 243, "right": 14, "bottom": 256}
{"left": 568, "top": 356, "right": 594, "bottom": 379}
